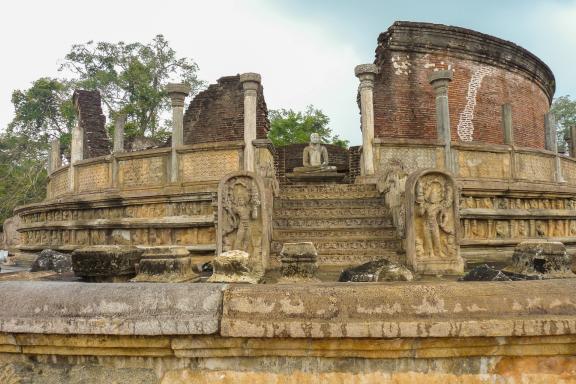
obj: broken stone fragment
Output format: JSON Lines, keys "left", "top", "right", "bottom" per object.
{"left": 71, "top": 245, "right": 143, "bottom": 282}
{"left": 504, "top": 240, "right": 575, "bottom": 279}
{"left": 30, "top": 249, "right": 72, "bottom": 273}
{"left": 131, "top": 246, "right": 200, "bottom": 283}
{"left": 338, "top": 258, "right": 414, "bottom": 282}
{"left": 279, "top": 242, "right": 319, "bottom": 282}
{"left": 207, "top": 250, "right": 263, "bottom": 284}
{"left": 459, "top": 264, "right": 542, "bottom": 282}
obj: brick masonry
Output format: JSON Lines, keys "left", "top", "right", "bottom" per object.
{"left": 371, "top": 21, "right": 555, "bottom": 149}
{"left": 183, "top": 75, "right": 269, "bottom": 145}
{"left": 72, "top": 90, "right": 111, "bottom": 158}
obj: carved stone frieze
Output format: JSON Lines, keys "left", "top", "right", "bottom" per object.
{"left": 405, "top": 169, "right": 463, "bottom": 274}
{"left": 273, "top": 217, "right": 391, "bottom": 228}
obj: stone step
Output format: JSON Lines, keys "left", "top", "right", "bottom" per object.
{"left": 279, "top": 184, "right": 380, "bottom": 200}
{"left": 273, "top": 207, "right": 390, "bottom": 219}
{"left": 273, "top": 216, "right": 393, "bottom": 229}
{"left": 271, "top": 239, "right": 403, "bottom": 254}
{"left": 270, "top": 250, "right": 404, "bottom": 267}
{"left": 272, "top": 227, "right": 398, "bottom": 242}
{"left": 275, "top": 198, "right": 384, "bottom": 209}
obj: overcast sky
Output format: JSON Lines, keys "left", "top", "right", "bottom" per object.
{"left": 1, "top": 0, "right": 575, "bottom": 145}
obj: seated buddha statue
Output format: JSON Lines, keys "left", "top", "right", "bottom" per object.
{"left": 293, "top": 133, "right": 338, "bottom": 174}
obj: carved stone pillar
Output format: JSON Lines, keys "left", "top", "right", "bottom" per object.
{"left": 166, "top": 83, "right": 191, "bottom": 183}
{"left": 429, "top": 70, "right": 454, "bottom": 172}
{"left": 48, "top": 139, "right": 61, "bottom": 174}
{"left": 502, "top": 104, "right": 513, "bottom": 145}
{"left": 240, "top": 73, "right": 261, "bottom": 173}
{"left": 355, "top": 64, "right": 379, "bottom": 176}
{"left": 113, "top": 114, "right": 126, "bottom": 153}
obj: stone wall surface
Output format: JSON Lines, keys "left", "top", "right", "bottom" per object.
{"left": 73, "top": 90, "right": 111, "bottom": 158}
{"left": 372, "top": 21, "right": 554, "bottom": 148}
{"left": 1, "top": 280, "right": 576, "bottom": 382}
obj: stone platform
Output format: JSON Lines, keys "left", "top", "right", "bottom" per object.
{"left": 1, "top": 279, "right": 576, "bottom": 382}
{"left": 285, "top": 172, "right": 346, "bottom": 184}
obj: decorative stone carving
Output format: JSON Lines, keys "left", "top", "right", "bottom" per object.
{"left": 216, "top": 172, "right": 271, "bottom": 276}
{"left": 279, "top": 242, "right": 319, "bottom": 282}
{"left": 378, "top": 159, "right": 408, "bottom": 237}
{"left": 405, "top": 169, "right": 463, "bottom": 274}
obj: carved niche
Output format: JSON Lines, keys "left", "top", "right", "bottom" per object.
{"left": 217, "top": 172, "right": 271, "bottom": 272}
{"left": 405, "top": 169, "right": 464, "bottom": 274}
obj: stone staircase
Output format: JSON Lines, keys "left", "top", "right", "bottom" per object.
{"left": 272, "top": 183, "right": 404, "bottom": 267}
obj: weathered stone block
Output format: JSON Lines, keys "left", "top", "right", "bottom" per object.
{"left": 208, "top": 250, "right": 263, "bottom": 284}
{"left": 0, "top": 281, "right": 224, "bottom": 335}
{"left": 71, "top": 245, "right": 143, "bottom": 282}
{"left": 279, "top": 242, "right": 319, "bottom": 282}
{"left": 505, "top": 240, "right": 575, "bottom": 279}
{"left": 338, "top": 258, "right": 413, "bottom": 282}
{"left": 132, "top": 246, "right": 200, "bottom": 283}
{"left": 221, "top": 280, "right": 576, "bottom": 338}
{"left": 30, "top": 249, "right": 72, "bottom": 273}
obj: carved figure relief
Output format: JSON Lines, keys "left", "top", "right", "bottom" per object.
{"left": 378, "top": 159, "right": 408, "bottom": 238}
{"left": 405, "top": 169, "right": 463, "bottom": 274}
{"left": 217, "top": 172, "right": 271, "bottom": 272}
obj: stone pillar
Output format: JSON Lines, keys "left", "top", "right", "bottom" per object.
{"left": 545, "top": 112, "right": 564, "bottom": 182}
{"left": 69, "top": 124, "right": 84, "bottom": 191}
{"left": 545, "top": 112, "right": 557, "bottom": 152}
{"left": 240, "top": 73, "right": 261, "bottom": 173}
{"left": 502, "top": 104, "right": 513, "bottom": 145}
{"left": 355, "top": 64, "right": 379, "bottom": 176}
{"left": 166, "top": 83, "right": 191, "bottom": 183}
{"left": 113, "top": 114, "right": 126, "bottom": 153}
{"left": 47, "top": 139, "right": 61, "bottom": 174}
{"left": 570, "top": 126, "right": 576, "bottom": 158}
{"left": 429, "top": 70, "right": 454, "bottom": 173}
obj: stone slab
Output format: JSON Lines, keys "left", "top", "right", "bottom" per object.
{"left": 0, "top": 282, "right": 225, "bottom": 335}
{"left": 221, "top": 280, "right": 576, "bottom": 338}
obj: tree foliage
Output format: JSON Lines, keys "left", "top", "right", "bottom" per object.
{"left": 0, "top": 133, "right": 48, "bottom": 223}
{"left": 1, "top": 35, "right": 204, "bottom": 223}
{"left": 551, "top": 95, "right": 576, "bottom": 151}
{"left": 268, "top": 105, "right": 349, "bottom": 148}
{"left": 61, "top": 34, "right": 204, "bottom": 140}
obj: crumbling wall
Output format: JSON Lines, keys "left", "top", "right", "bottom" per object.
{"left": 72, "top": 90, "right": 111, "bottom": 158}
{"left": 372, "top": 22, "right": 554, "bottom": 149}
{"left": 183, "top": 75, "right": 269, "bottom": 145}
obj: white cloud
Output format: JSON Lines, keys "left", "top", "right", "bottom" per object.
{"left": 0, "top": 0, "right": 364, "bottom": 144}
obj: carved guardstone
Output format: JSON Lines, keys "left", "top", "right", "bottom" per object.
{"left": 211, "top": 172, "right": 272, "bottom": 283}
{"left": 405, "top": 169, "right": 463, "bottom": 274}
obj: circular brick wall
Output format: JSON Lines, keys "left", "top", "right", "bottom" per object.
{"left": 372, "top": 22, "right": 555, "bottom": 149}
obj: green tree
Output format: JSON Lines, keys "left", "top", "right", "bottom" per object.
{"left": 0, "top": 132, "right": 48, "bottom": 222}
{"left": 61, "top": 34, "right": 204, "bottom": 140}
{"left": 268, "top": 105, "right": 349, "bottom": 148}
{"left": 551, "top": 95, "right": 576, "bottom": 151}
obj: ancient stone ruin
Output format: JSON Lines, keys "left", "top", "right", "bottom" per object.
{"left": 2, "top": 21, "right": 576, "bottom": 382}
